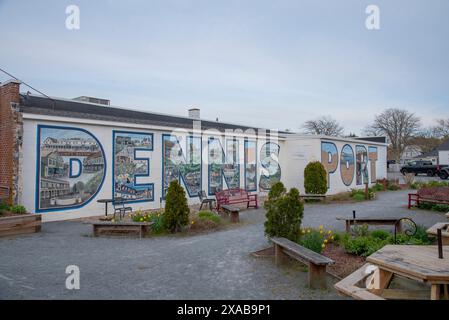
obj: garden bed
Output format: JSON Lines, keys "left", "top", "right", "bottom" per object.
{"left": 0, "top": 213, "right": 41, "bottom": 237}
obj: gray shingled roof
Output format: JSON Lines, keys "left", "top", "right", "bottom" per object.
{"left": 19, "top": 94, "right": 288, "bottom": 135}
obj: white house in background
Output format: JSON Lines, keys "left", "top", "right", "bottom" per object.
{"left": 400, "top": 145, "right": 423, "bottom": 164}
{"left": 413, "top": 139, "right": 449, "bottom": 166}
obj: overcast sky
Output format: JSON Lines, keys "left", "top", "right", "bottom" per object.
{"left": 0, "top": 0, "right": 448, "bottom": 134}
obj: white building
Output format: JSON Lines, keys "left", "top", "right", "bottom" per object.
{"left": 0, "top": 81, "right": 387, "bottom": 222}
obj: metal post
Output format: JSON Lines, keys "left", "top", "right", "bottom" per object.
{"left": 437, "top": 228, "right": 443, "bottom": 259}
{"left": 353, "top": 210, "right": 356, "bottom": 219}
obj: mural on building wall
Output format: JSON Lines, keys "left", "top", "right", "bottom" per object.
{"left": 163, "top": 135, "right": 201, "bottom": 198}
{"left": 340, "top": 144, "right": 355, "bottom": 186}
{"left": 356, "top": 145, "right": 369, "bottom": 185}
{"left": 259, "top": 142, "right": 281, "bottom": 191}
{"left": 321, "top": 142, "right": 338, "bottom": 188}
{"left": 36, "top": 125, "right": 106, "bottom": 212}
{"left": 113, "top": 131, "right": 154, "bottom": 203}
{"left": 208, "top": 138, "right": 224, "bottom": 195}
{"left": 224, "top": 139, "right": 240, "bottom": 189}
{"left": 244, "top": 140, "right": 257, "bottom": 191}
{"left": 207, "top": 137, "right": 240, "bottom": 195}
{"left": 368, "top": 146, "right": 378, "bottom": 182}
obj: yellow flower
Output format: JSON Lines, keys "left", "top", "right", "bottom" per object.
{"left": 324, "top": 239, "right": 328, "bottom": 244}
{"left": 301, "top": 229, "right": 305, "bottom": 234}
{"left": 331, "top": 236, "right": 334, "bottom": 240}
{"left": 319, "top": 225, "right": 324, "bottom": 229}
{"left": 328, "top": 230, "right": 332, "bottom": 234}
{"left": 322, "top": 244, "right": 325, "bottom": 248}
{"left": 140, "top": 218, "right": 143, "bottom": 222}
{"left": 307, "top": 229, "right": 311, "bottom": 233}
{"left": 319, "top": 230, "right": 324, "bottom": 234}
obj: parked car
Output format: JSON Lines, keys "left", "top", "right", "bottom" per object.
{"left": 400, "top": 160, "right": 442, "bottom": 176}
{"left": 439, "top": 167, "right": 449, "bottom": 180}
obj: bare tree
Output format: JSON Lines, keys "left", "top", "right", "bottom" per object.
{"left": 434, "top": 118, "right": 449, "bottom": 138}
{"left": 302, "top": 116, "right": 344, "bottom": 136}
{"left": 365, "top": 108, "right": 421, "bottom": 162}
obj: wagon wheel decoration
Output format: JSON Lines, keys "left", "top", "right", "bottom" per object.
{"left": 394, "top": 218, "right": 417, "bottom": 244}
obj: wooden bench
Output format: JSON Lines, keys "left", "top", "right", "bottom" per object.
{"left": 215, "top": 188, "right": 258, "bottom": 210}
{"left": 299, "top": 194, "right": 326, "bottom": 202}
{"left": 426, "top": 222, "right": 449, "bottom": 245}
{"left": 408, "top": 187, "right": 449, "bottom": 209}
{"left": 92, "top": 221, "right": 154, "bottom": 238}
{"left": 336, "top": 216, "right": 405, "bottom": 233}
{"left": 270, "top": 236, "right": 334, "bottom": 289}
{"left": 220, "top": 204, "right": 240, "bottom": 223}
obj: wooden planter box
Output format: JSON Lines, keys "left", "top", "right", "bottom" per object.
{"left": 0, "top": 214, "right": 42, "bottom": 237}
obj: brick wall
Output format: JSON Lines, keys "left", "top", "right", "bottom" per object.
{"left": 0, "top": 80, "right": 21, "bottom": 205}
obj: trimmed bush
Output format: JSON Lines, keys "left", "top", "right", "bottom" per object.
{"left": 164, "top": 180, "right": 190, "bottom": 233}
{"left": 304, "top": 161, "right": 327, "bottom": 195}
{"left": 264, "top": 182, "right": 304, "bottom": 242}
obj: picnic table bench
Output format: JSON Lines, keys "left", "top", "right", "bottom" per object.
{"left": 215, "top": 188, "right": 258, "bottom": 210}
{"left": 336, "top": 216, "right": 406, "bottom": 233}
{"left": 270, "top": 236, "right": 334, "bottom": 289}
{"left": 408, "top": 187, "right": 449, "bottom": 209}
{"left": 299, "top": 194, "right": 326, "bottom": 202}
{"left": 426, "top": 222, "right": 449, "bottom": 245}
{"left": 336, "top": 245, "right": 449, "bottom": 300}
{"left": 92, "top": 221, "right": 154, "bottom": 238}
{"left": 220, "top": 204, "right": 240, "bottom": 223}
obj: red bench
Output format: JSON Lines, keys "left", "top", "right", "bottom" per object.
{"left": 215, "top": 188, "right": 258, "bottom": 210}
{"left": 408, "top": 187, "right": 449, "bottom": 209}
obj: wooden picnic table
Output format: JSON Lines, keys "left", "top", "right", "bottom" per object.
{"left": 336, "top": 216, "right": 405, "bottom": 233}
{"left": 97, "top": 198, "right": 114, "bottom": 217}
{"left": 367, "top": 245, "right": 449, "bottom": 300}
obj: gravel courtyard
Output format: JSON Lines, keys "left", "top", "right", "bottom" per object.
{"left": 0, "top": 190, "right": 445, "bottom": 300}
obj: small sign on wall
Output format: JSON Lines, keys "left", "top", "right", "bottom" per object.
{"left": 440, "top": 151, "right": 449, "bottom": 166}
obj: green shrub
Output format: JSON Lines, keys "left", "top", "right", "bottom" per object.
{"left": 0, "top": 202, "right": 10, "bottom": 211}
{"left": 432, "top": 204, "right": 449, "bottom": 212}
{"left": 412, "top": 225, "right": 432, "bottom": 244}
{"left": 371, "top": 229, "right": 390, "bottom": 240}
{"left": 387, "top": 184, "right": 401, "bottom": 191}
{"left": 418, "top": 201, "right": 434, "bottom": 210}
{"left": 10, "top": 205, "right": 27, "bottom": 214}
{"left": 372, "top": 183, "right": 385, "bottom": 192}
{"left": 352, "top": 193, "right": 366, "bottom": 201}
{"left": 344, "top": 236, "right": 387, "bottom": 257}
{"left": 299, "top": 226, "right": 334, "bottom": 253}
{"left": 264, "top": 183, "right": 304, "bottom": 242}
{"left": 198, "top": 211, "right": 221, "bottom": 224}
{"left": 300, "top": 230, "right": 325, "bottom": 253}
{"left": 352, "top": 224, "right": 370, "bottom": 237}
{"left": 304, "top": 161, "right": 327, "bottom": 195}
{"left": 164, "top": 180, "right": 190, "bottom": 233}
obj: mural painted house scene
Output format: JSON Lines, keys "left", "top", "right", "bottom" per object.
{"left": 1, "top": 1, "right": 449, "bottom": 304}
